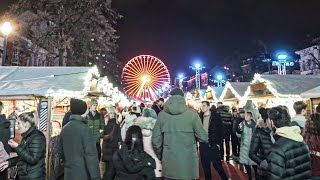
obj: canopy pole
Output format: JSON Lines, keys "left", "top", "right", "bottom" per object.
{"left": 46, "top": 97, "right": 53, "bottom": 180}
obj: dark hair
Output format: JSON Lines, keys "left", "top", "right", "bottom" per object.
{"left": 100, "top": 108, "right": 107, "bottom": 112}
{"left": 158, "top": 98, "right": 164, "bottom": 102}
{"left": 210, "top": 105, "right": 217, "bottom": 111}
{"left": 259, "top": 107, "right": 269, "bottom": 122}
{"left": 0, "top": 101, "right": 3, "bottom": 107}
{"left": 268, "top": 107, "right": 291, "bottom": 128}
{"left": 217, "top": 102, "right": 223, "bottom": 105}
{"left": 201, "top": 101, "right": 210, "bottom": 107}
{"left": 132, "top": 106, "right": 137, "bottom": 111}
{"left": 293, "top": 101, "right": 307, "bottom": 114}
{"left": 316, "top": 103, "right": 320, "bottom": 113}
{"left": 19, "top": 111, "right": 37, "bottom": 127}
{"left": 305, "top": 113, "right": 320, "bottom": 136}
{"left": 246, "top": 112, "right": 253, "bottom": 117}
{"left": 125, "top": 125, "right": 144, "bottom": 153}
{"left": 140, "top": 103, "right": 145, "bottom": 108}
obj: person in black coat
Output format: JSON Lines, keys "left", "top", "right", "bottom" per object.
{"left": 260, "top": 107, "right": 311, "bottom": 180}
{"left": 200, "top": 101, "right": 228, "bottom": 180}
{"left": 102, "top": 109, "right": 122, "bottom": 180}
{"left": 0, "top": 111, "right": 46, "bottom": 180}
{"left": 59, "top": 98, "right": 101, "bottom": 180}
{"left": 216, "top": 102, "right": 233, "bottom": 161}
{"left": 249, "top": 108, "right": 274, "bottom": 180}
{"left": 113, "top": 125, "right": 155, "bottom": 180}
{"left": 0, "top": 111, "right": 10, "bottom": 180}
{"left": 62, "top": 111, "right": 72, "bottom": 127}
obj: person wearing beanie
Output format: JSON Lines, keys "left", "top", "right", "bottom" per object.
{"left": 59, "top": 98, "right": 101, "bottom": 180}
{"left": 85, "top": 99, "right": 105, "bottom": 161}
{"left": 152, "top": 88, "right": 208, "bottom": 180}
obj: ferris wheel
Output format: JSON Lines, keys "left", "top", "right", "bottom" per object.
{"left": 122, "top": 55, "right": 171, "bottom": 101}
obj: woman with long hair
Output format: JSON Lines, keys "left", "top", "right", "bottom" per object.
{"left": 304, "top": 113, "right": 320, "bottom": 179}
{"left": 0, "top": 111, "right": 46, "bottom": 180}
{"left": 113, "top": 125, "right": 156, "bottom": 180}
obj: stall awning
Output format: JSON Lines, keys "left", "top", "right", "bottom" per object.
{"left": 0, "top": 66, "right": 97, "bottom": 98}
{"left": 219, "top": 82, "right": 250, "bottom": 101}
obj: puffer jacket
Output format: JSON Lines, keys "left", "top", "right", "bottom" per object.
{"left": 112, "top": 144, "right": 156, "bottom": 180}
{"left": 0, "top": 115, "right": 11, "bottom": 154}
{"left": 8, "top": 126, "right": 46, "bottom": 180}
{"left": 236, "top": 120, "right": 256, "bottom": 165}
{"left": 87, "top": 111, "right": 105, "bottom": 143}
{"left": 134, "top": 116, "right": 162, "bottom": 177}
{"left": 249, "top": 120, "right": 274, "bottom": 176}
{"left": 102, "top": 118, "right": 121, "bottom": 161}
{"left": 216, "top": 106, "right": 233, "bottom": 129}
{"left": 264, "top": 126, "right": 311, "bottom": 180}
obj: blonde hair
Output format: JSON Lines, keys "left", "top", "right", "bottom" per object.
{"left": 18, "top": 111, "right": 39, "bottom": 127}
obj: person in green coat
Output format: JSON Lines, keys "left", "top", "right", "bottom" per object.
{"left": 85, "top": 99, "right": 105, "bottom": 161}
{"left": 152, "top": 88, "right": 208, "bottom": 180}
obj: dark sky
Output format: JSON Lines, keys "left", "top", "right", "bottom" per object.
{"left": 112, "top": 0, "right": 320, "bottom": 76}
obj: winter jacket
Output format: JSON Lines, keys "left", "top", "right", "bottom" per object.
{"left": 304, "top": 134, "right": 320, "bottom": 177}
{"left": 249, "top": 120, "right": 274, "bottom": 176}
{"left": 8, "top": 126, "right": 46, "bottom": 180}
{"left": 216, "top": 106, "right": 233, "bottom": 129}
{"left": 151, "top": 104, "right": 161, "bottom": 115}
{"left": 152, "top": 95, "right": 208, "bottom": 179}
{"left": 134, "top": 116, "right": 162, "bottom": 177}
{"left": 232, "top": 116, "right": 244, "bottom": 135}
{"left": 62, "top": 111, "right": 72, "bottom": 127}
{"left": 0, "top": 115, "right": 11, "bottom": 154}
{"left": 263, "top": 126, "right": 311, "bottom": 180}
{"left": 102, "top": 118, "right": 121, "bottom": 162}
{"left": 59, "top": 115, "right": 101, "bottom": 180}
{"left": 87, "top": 111, "right": 105, "bottom": 143}
{"left": 199, "top": 110, "right": 224, "bottom": 146}
{"left": 290, "top": 115, "right": 306, "bottom": 135}
{"left": 112, "top": 144, "right": 156, "bottom": 180}
{"left": 236, "top": 120, "right": 256, "bottom": 165}
{"left": 121, "top": 112, "right": 138, "bottom": 141}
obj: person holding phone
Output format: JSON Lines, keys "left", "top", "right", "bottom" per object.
{"left": 0, "top": 111, "right": 46, "bottom": 180}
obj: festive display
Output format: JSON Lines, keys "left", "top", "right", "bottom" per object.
{"left": 122, "top": 55, "right": 171, "bottom": 101}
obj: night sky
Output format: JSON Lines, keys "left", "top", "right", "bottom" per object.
{"left": 112, "top": 0, "right": 320, "bottom": 76}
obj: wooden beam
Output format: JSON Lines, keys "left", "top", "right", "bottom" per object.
{"left": 46, "top": 97, "right": 53, "bottom": 180}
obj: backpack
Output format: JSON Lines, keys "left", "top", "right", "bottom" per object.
{"left": 104, "top": 125, "right": 115, "bottom": 141}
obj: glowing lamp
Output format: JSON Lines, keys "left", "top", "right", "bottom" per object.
{"left": 277, "top": 54, "right": 287, "bottom": 60}
{"left": 178, "top": 74, "right": 184, "bottom": 79}
{"left": 217, "top": 75, "right": 223, "bottom": 80}
{"left": 195, "top": 64, "right": 201, "bottom": 69}
{"left": 1, "top": 22, "right": 12, "bottom": 36}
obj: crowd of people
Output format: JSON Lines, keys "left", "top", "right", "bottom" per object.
{"left": 0, "top": 88, "right": 320, "bottom": 180}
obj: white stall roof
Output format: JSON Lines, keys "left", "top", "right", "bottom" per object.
{"left": 0, "top": 66, "right": 96, "bottom": 98}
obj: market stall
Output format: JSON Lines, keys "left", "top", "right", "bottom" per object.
{"left": 243, "top": 74, "right": 320, "bottom": 116}
{"left": 301, "top": 86, "right": 320, "bottom": 113}
{"left": 0, "top": 66, "right": 121, "bottom": 179}
{"left": 219, "top": 82, "right": 250, "bottom": 107}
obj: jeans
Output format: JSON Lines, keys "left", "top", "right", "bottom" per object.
{"left": 220, "top": 128, "right": 231, "bottom": 160}
{"left": 96, "top": 143, "right": 101, "bottom": 161}
{"left": 103, "top": 160, "right": 115, "bottom": 180}
{"left": 231, "top": 131, "right": 240, "bottom": 157}
{"left": 199, "top": 142, "right": 228, "bottom": 180}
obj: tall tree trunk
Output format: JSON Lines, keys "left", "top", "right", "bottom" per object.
{"left": 58, "top": 48, "right": 64, "bottom": 66}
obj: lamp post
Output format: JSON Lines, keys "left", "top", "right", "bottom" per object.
{"left": 142, "top": 75, "right": 150, "bottom": 103}
{"left": 178, "top": 74, "right": 184, "bottom": 89}
{"left": 277, "top": 54, "right": 287, "bottom": 75}
{"left": 190, "top": 63, "right": 205, "bottom": 89}
{"left": 1, "top": 22, "right": 12, "bottom": 66}
{"left": 214, "top": 74, "right": 225, "bottom": 87}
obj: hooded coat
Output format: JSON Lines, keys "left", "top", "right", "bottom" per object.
{"left": 102, "top": 118, "right": 122, "bottom": 162}
{"left": 59, "top": 115, "right": 101, "bottom": 180}
{"left": 152, "top": 95, "right": 208, "bottom": 179}
{"left": 134, "top": 116, "right": 162, "bottom": 177}
{"left": 264, "top": 126, "right": 311, "bottom": 180}
{"left": 236, "top": 120, "right": 256, "bottom": 165}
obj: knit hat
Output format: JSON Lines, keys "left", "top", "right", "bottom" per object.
{"left": 90, "top": 99, "right": 98, "bottom": 106}
{"left": 70, "top": 98, "right": 87, "bottom": 115}
{"left": 142, "top": 108, "right": 157, "bottom": 119}
{"left": 239, "top": 108, "right": 245, "bottom": 114}
{"left": 169, "top": 88, "right": 184, "bottom": 97}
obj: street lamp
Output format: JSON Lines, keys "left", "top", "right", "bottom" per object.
{"left": 178, "top": 74, "right": 184, "bottom": 89}
{"left": 215, "top": 74, "right": 225, "bottom": 87}
{"left": 1, "top": 22, "right": 12, "bottom": 66}
{"left": 142, "top": 75, "right": 150, "bottom": 102}
{"left": 276, "top": 53, "right": 288, "bottom": 75}
{"left": 190, "top": 63, "right": 205, "bottom": 89}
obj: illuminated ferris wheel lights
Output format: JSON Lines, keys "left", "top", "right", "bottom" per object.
{"left": 142, "top": 75, "right": 150, "bottom": 83}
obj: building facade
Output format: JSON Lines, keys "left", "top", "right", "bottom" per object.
{"left": 295, "top": 45, "right": 320, "bottom": 75}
